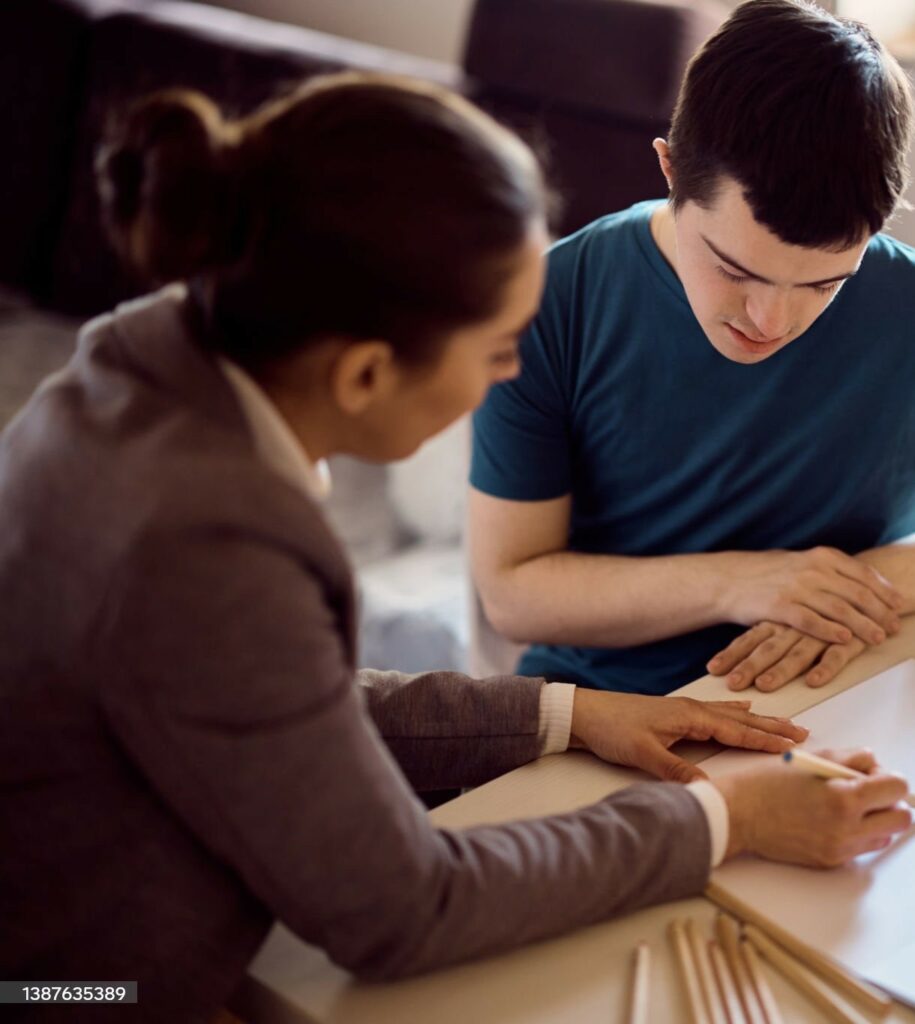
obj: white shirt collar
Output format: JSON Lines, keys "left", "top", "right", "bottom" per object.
{"left": 218, "top": 357, "right": 331, "bottom": 502}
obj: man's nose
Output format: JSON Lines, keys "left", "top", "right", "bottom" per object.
{"left": 745, "top": 288, "right": 792, "bottom": 341}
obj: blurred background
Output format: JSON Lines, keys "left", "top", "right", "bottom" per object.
{"left": 192, "top": 1, "right": 914, "bottom": 65}
{"left": 1, "top": 0, "right": 913, "bottom": 680}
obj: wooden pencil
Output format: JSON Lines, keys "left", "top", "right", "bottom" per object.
{"left": 686, "top": 917, "right": 728, "bottom": 1024}
{"left": 705, "top": 882, "right": 892, "bottom": 1018}
{"left": 783, "top": 748, "right": 915, "bottom": 807}
{"left": 716, "top": 914, "right": 767, "bottom": 1024}
{"left": 745, "top": 924, "right": 872, "bottom": 1024}
{"left": 740, "top": 937, "right": 785, "bottom": 1024}
{"left": 626, "top": 941, "right": 650, "bottom": 1024}
{"left": 669, "top": 919, "right": 711, "bottom": 1024}
{"left": 709, "top": 939, "right": 747, "bottom": 1024}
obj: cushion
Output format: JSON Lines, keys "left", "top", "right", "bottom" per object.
{"left": 357, "top": 543, "right": 469, "bottom": 672}
{"left": 388, "top": 415, "right": 470, "bottom": 545}
{"left": 322, "top": 457, "right": 403, "bottom": 568}
{"left": 465, "top": 0, "right": 726, "bottom": 123}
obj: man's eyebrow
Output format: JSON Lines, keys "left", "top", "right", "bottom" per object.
{"left": 701, "top": 235, "right": 858, "bottom": 288}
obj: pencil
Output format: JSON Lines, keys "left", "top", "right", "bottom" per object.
{"left": 686, "top": 917, "right": 728, "bottom": 1024}
{"left": 716, "top": 914, "right": 767, "bottom": 1024}
{"left": 709, "top": 939, "right": 747, "bottom": 1024}
{"left": 706, "top": 883, "right": 892, "bottom": 1018}
{"left": 745, "top": 925, "right": 872, "bottom": 1024}
{"left": 669, "top": 919, "right": 711, "bottom": 1024}
{"left": 782, "top": 748, "right": 915, "bottom": 807}
{"left": 740, "top": 937, "right": 785, "bottom": 1024}
{"left": 626, "top": 941, "right": 650, "bottom": 1024}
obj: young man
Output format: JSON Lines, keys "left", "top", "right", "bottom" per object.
{"left": 470, "top": 0, "right": 915, "bottom": 696}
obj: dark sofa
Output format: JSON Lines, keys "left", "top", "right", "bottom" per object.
{"left": 0, "top": 0, "right": 723, "bottom": 322}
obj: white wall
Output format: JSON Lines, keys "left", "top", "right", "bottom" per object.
{"left": 855, "top": 10, "right": 915, "bottom": 245}
{"left": 200, "top": 1, "right": 915, "bottom": 68}
{"left": 841, "top": 0, "right": 915, "bottom": 41}
{"left": 891, "top": 54, "right": 915, "bottom": 246}
{"left": 199, "top": 0, "right": 475, "bottom": 63}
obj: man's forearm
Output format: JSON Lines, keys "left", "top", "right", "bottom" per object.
{"left": 857, "top": 542, "right": 915, "bottom": 614}
{"left": 481, "top": 549, "right": 742, "bottom": 648}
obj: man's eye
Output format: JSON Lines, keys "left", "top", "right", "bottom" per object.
{"left": 716, "top": 265, "right": 747, "bottom": 284}
{"left": 811, "top": 281, "right": 841, "bottom": 296}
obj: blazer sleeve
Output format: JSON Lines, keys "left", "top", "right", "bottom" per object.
{"left": 356, "top": 667, "right": 544, "bottom": 790}
{"left": 97, "top": 526, "right": 711, "bottom": 982}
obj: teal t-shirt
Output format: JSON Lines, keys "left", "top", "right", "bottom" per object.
{"left": 470, "top": 201, "right": 915, "bottom": 695}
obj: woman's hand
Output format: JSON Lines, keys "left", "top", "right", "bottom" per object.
{"left": 713, "top": 749, "right": 912, "bottom": 866}
{"left": 706, "top": 621, "right": 868, "bottom": 691}
{"left": 569, "top": 690, "right": 808, "bottom": 783}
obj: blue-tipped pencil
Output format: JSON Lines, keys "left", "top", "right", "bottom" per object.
{"left": 783, "top": 748, "right": 915, "bottom": 807}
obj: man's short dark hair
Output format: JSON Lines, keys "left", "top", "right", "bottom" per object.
{"left": 667, "top": 0, "right": 913, "bottom": 249}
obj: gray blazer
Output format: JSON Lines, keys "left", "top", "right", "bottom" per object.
{"left": 0, "top": 289, "right": 710, "bottom": 1022}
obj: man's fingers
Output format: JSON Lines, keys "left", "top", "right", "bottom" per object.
{"left": 833, "top": 557, "right": 903, "bottom": 611}
{"left": 755, "top": 635, "right": 825, "bottom": 691}
{"left": 707, "top": 624, "right": 776, "bottom": 677}
{"left": 804, "top": 639, "right": 864, "bottom": 687}
{"left": 783, "top": 604, "right": 852, "bottom": 645}
{"left": 726, "top": 673, "right": 755, "bottom": 692}
{"left": 829, "top": 577, "right": 902, "bottom": 634}
{"left": 725, "top": 631, "right": 803, "bottom": 690}
{"left": 799, "top": 591, "right": 888, "bottom": 646}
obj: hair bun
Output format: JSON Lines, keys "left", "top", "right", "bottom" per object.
{"left": 96, "top": 90, "right": 239, "bottom": 283}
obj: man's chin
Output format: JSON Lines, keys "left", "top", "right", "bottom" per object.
{"left": 704, "top": 324, "right": 790, "bottom": 364}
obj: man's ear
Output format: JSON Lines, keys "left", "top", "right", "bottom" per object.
{"left": 330, "top": 340, "right": 397, "bottom": 416}
{"left": 652, "top": 138, "right": 674, "bottom": 192}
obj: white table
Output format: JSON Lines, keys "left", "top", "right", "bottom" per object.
{"left": 234, "top": 618, "right": 915, "bottom": 1024}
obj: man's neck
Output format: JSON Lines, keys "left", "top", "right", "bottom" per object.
{"left": 649, "top": 201, "right": 679, "bottom": 278}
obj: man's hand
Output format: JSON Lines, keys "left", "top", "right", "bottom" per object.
{"left": 716, "top": 547, "right": 902, "bottom": 645}
{"left": 707, "top": 621, "right": 868, "bottom": 691}
{"left": 714, "top": 749, "right": 912, "bottom": 866}
{"left": 569, "top": 690, "right": 808, "bottom": 783}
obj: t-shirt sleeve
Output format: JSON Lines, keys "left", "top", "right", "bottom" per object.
{"left": 470, "top": 247, "right": 572, "bottom": 501}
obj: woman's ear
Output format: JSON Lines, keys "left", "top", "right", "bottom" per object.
{"left": 330, "top": 340, "right": 398, "bottom": 415}
{"left": 652, "top": 138, "right": 674, "bottom": 192}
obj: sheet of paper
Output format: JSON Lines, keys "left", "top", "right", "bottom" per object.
{"left": 870, "top": 938, "right": 915, "bottom": 1007}
{"left": 702, "top": 659, "right": 915, "bottom": 1007}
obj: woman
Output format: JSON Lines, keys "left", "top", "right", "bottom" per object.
{"left": 0, "top": 73, "right": 908, "bottom": 1023}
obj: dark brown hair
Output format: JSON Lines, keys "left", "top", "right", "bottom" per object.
{"left": 96, "top": 72, "right": 548, "bottom": 370}
{"left": 667, "top": 0, "right": 913, "bottom": 249}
